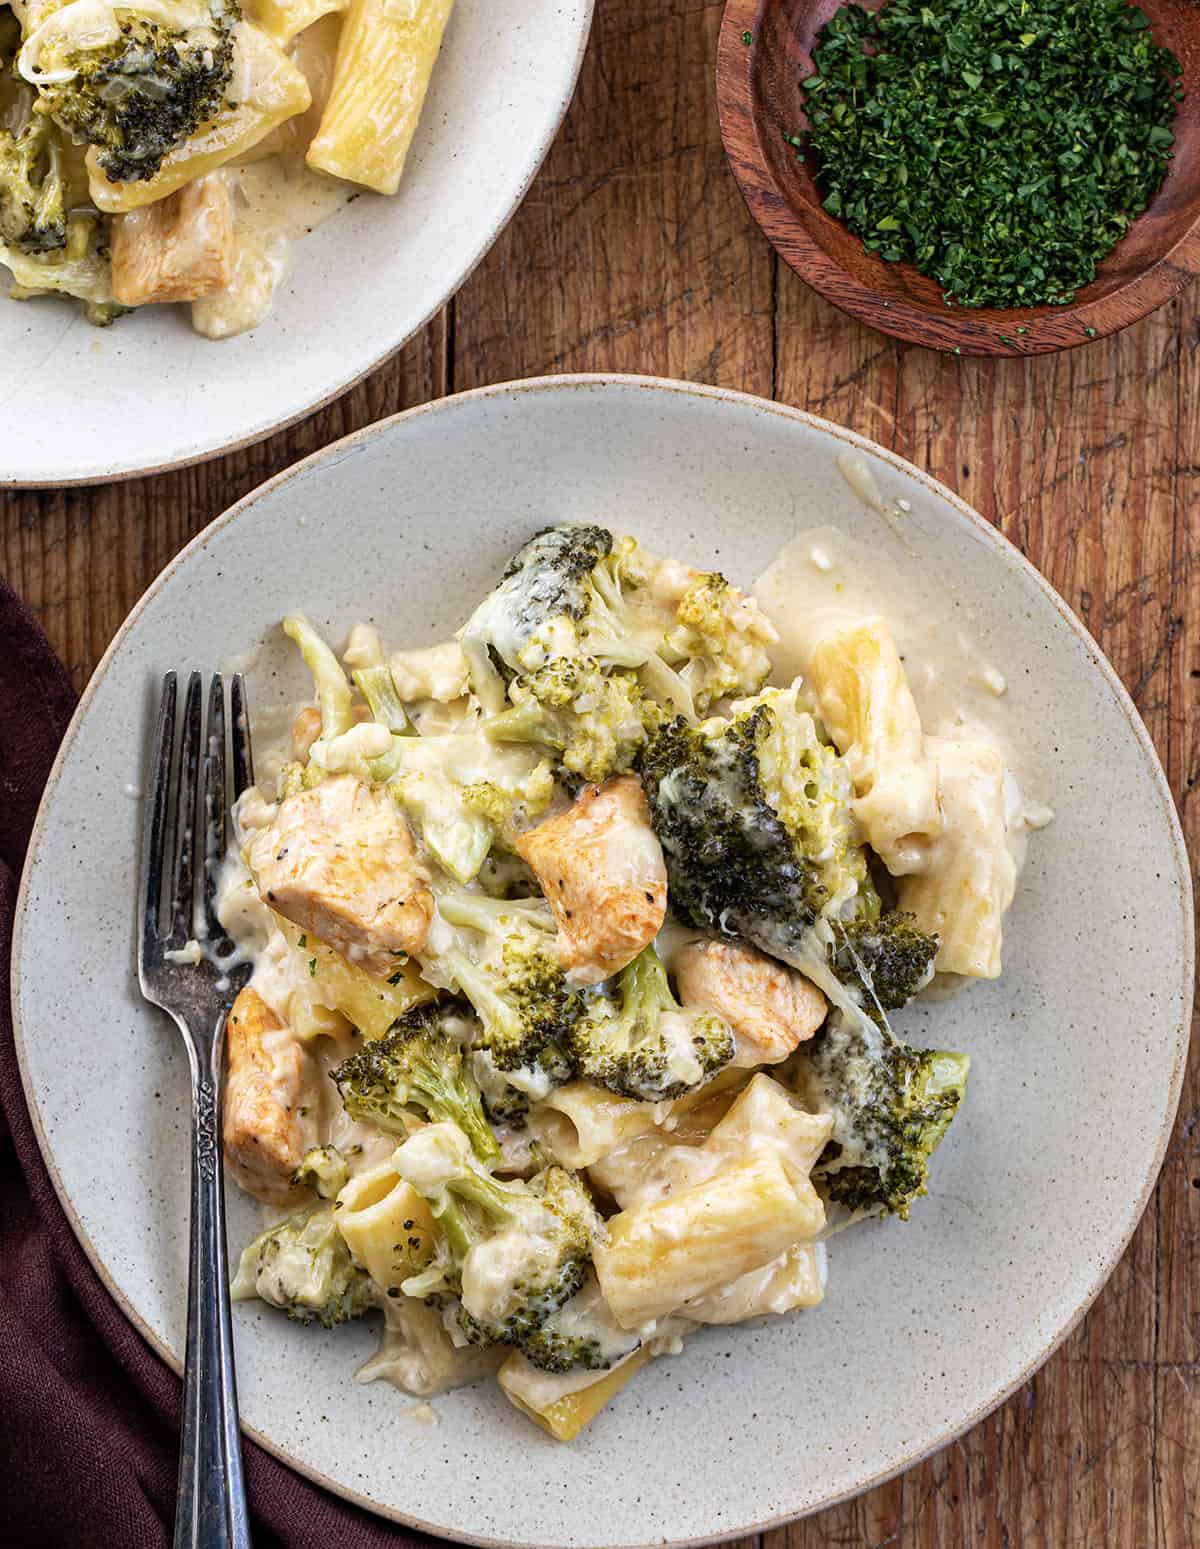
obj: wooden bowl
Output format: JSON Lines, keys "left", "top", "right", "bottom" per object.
{"left": 717, "top": 0, "right": 1200, "bottom": 354}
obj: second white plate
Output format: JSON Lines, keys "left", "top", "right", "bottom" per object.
{"left": 1, "top": 0, "right": 592, "bottom": 487}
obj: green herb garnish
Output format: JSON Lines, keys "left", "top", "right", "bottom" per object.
{"left": 799, "top": 0, "right": 1182, "bottom": 309}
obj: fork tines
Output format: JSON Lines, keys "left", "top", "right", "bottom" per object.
{"left": 139, "top": 672, "right": 255, "bottom": 966}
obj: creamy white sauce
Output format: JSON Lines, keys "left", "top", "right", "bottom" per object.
{"left": 753, "top": 526, "right": 1051, "bottom": 862}
{"left": 835, "top": 451, "right": 891, "bottom": 516}
{"left": 192, "top": 15, "right": 353, "bottom": 339}
{"left": 219, "top": 644, "right": 263, "bottom": 676}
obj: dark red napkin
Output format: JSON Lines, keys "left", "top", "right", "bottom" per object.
{"left": 0, "top": 575, "right": 443, "bottom": 1549}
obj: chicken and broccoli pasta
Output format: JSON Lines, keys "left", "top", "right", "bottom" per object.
{"left": 0, "top": 0, "right": 452, "bottom": 335}
{"left": 218, "top": 522, "right": 1046, "bottom": 1441}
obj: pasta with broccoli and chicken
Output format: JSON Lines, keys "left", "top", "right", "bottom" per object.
{"left": 218, "top": 523, "right": 1044, "bottom": 1440}
{"left": 0, "top": 0, "right": 452, "bottom": 336}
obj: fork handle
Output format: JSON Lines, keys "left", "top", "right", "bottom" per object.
{"left": 174, "top": 1020, "right": 253, "bottom": 1549}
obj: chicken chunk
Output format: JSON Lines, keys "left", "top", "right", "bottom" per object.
{"left": 223, "top": 987, "right": 317, "bottom": 1205}
{"left": 247, "top": 774, "right": 434, "bottom": 974}
{"left": 110, "top": 174, "right": 235, "bottom": 307}
{"left": 672, "top": 939, "right": 826, "bottom": 1067}
{"left": 515, "top": 776, "right": 667, "bottom": 986}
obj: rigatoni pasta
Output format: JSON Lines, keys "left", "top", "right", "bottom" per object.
{"left": 527, "top": 1082, "right": 661, "bottom": 1170}
{"left": 306, "top": 0, "right": 453, "bottom": 194}
{"left": 594, "top": 1152, "right": 825, "bottom": 1328}
{"left": 807, "top": 615, "right": 941, "bottom": 875}
{"left": 334, "top": 1163, "right": 436, "bottom": 1290}
{"left": 898, "top": 736, "right": 1017, "bottom": 978}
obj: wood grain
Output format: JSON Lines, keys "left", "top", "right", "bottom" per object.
{"left": 717, "top": 0, "right": 1200, "bottom": 355}
{"left": 1, "top": 0, "right": 1197, "bottom": 1542}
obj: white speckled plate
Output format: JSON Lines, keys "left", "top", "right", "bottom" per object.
{"left": 0, "top": 0, "right": 592, "bottom": 488}
{"left": 13, "top": 377, "right": 1193, "bottom": 1546}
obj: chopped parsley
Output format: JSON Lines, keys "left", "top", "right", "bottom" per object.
{"left": 799, "top": 0, "right": 1182, "bottom": 308}
{"left": 309, "top": 958, "right": 317, "bottom": 977}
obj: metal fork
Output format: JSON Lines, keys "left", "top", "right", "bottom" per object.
{"left": 138, "top": 672, "right": 256, "bottom": 1549}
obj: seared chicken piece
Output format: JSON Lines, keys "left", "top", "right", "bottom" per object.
{"left": 110, "top": 174, "right": 235, "bottom": 307}
{"left": 291, "top": 706, "right": 323, "bottom": 761}
{"left": 673, "top": 939, "right": 826, "bottom": 1067}
{"left": 223, "top": 987, "right": 316, "bottom": 1205}
{"left": 515, "top": 776, "right": 667, "bottom": 986}
{"left": 292, "top": 700, "right": 374, "bottom": 761}
{"left": 247, "top": 774, "right": 434, "bottom": 974}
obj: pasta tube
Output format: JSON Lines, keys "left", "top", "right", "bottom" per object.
{"left": 807, "top": 616, "right": 941, "bottom": 875}
{"left": 279, "top": 917, "right": 435, "bottom": 1040}
{"left": 528, "top": 1083, "right": 661, "bottom": 1170}
{"left": 243, "top": 0, "right": 346, "bottom": 43}
{"left": 306, "top": 0, "right": 453, "bottom": 195}
{"left": 593, "top": 1152, "right": 825, "bottom": 1329}
{"left": 898, "top": 736, "right": 1016, "bottom": 978}
{"left": 682, "top": 1243, "right": 825, "bottom": 1323}
{"left": 87, "top": 24, "right": 312, "bottom": 212}
{"left": 498, "top": 1346, "right": 653, "bottom": 1443}
{"left": 334, "top": 1162, "right": 436, "bottom": 1290}
{"left": 704, "top": 1073, "right": 833, "bottom": 1179}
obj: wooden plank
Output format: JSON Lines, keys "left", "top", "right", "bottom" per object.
{"left": 453, "top": 0, "right": 773, "bottom": 395}
{"left": 1155, "top": 287, "right": 1200, "bottom": 1549}
{"left": 0, "top": 319, "right": 447, "bottom": 690}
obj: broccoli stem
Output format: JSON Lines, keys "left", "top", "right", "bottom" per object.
{"left": 283, "top": 613, "right": 354, "bottom": 741}
{"left": 438, "top": 946, "right": 525, "bottom": 1049}
{"left": 483, "top": 699, "right": 564, "bottom": 749}
{"left": 615, "top": 943, "right": 675, "bottom": 1035}
{"left": 352, "top": 665, "right": 410, "bottom": 733}
{"left": 411, "top": 1060, "right": 501, "bottom": 1166}
{"left": 427, "top": 1152, "right": 527, "bottom": 1259}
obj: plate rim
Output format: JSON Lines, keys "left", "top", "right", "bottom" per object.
{"left": 0, "top": 2, "right": 595, "bottom": 491}
{"left": 11, "top": 372, "right": 1195, "bottom": 1546}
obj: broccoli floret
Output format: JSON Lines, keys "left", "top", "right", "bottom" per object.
{"left": 463, "top": 526, "right": 777, "bottom": 777}
{"left": 1, "top": 205, "right": 120, "bottom": 323}
{"left": 394, "top": 1122, "right": 600, "bottom": 1348}
{"left": 569, "top": 944, "right": 734, "bottom": 1102}
{"left": 381, "top": 734, "right": 553, "bottom": 881}
{"left": 459, "top": 525, "right": 617, "bottom": 706}
{"left": 231, "top": 1205, "right": 374, "bottom": 1328}
{"left": 639, "top": 683, "right": 869, "bottom": 961}
{"left": 828, "top": 911, "right": 939, "bottom": 1024}
{"left": 518, "top": 1271, "right": 640, "bottom": 1373}
{"left": 0, "top": 113, "right": 66, "bottom": 253}
{"left": 461, "top": 760, "right": 556, "bottom": 850}
{"left": 662, "top": 571, "right": 776, "bottom": 713}
{"left": 291, "top": 1144, "right": 350, "bottom": 1199}
{"left": 24, "top": 0, "right": 240, "bottom": 184}
{"left": 331, "top": 999, "right": 500, "bottom": 1165}
{"left": 421, "top": 887, "right": 579, "bottom": 1086}
{"left": 472, "top": 1048, "right": 532, "bottom": 1128}
{"left": 482, "top": 657, "right": 660, "bottom": 785}
{"left": 798, "top": 1009, "right": 969, "bottom": 1220}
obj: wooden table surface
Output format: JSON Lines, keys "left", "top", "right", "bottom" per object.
{"left": 3, "top": 1, "right": 1198, "bottom": 1543}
